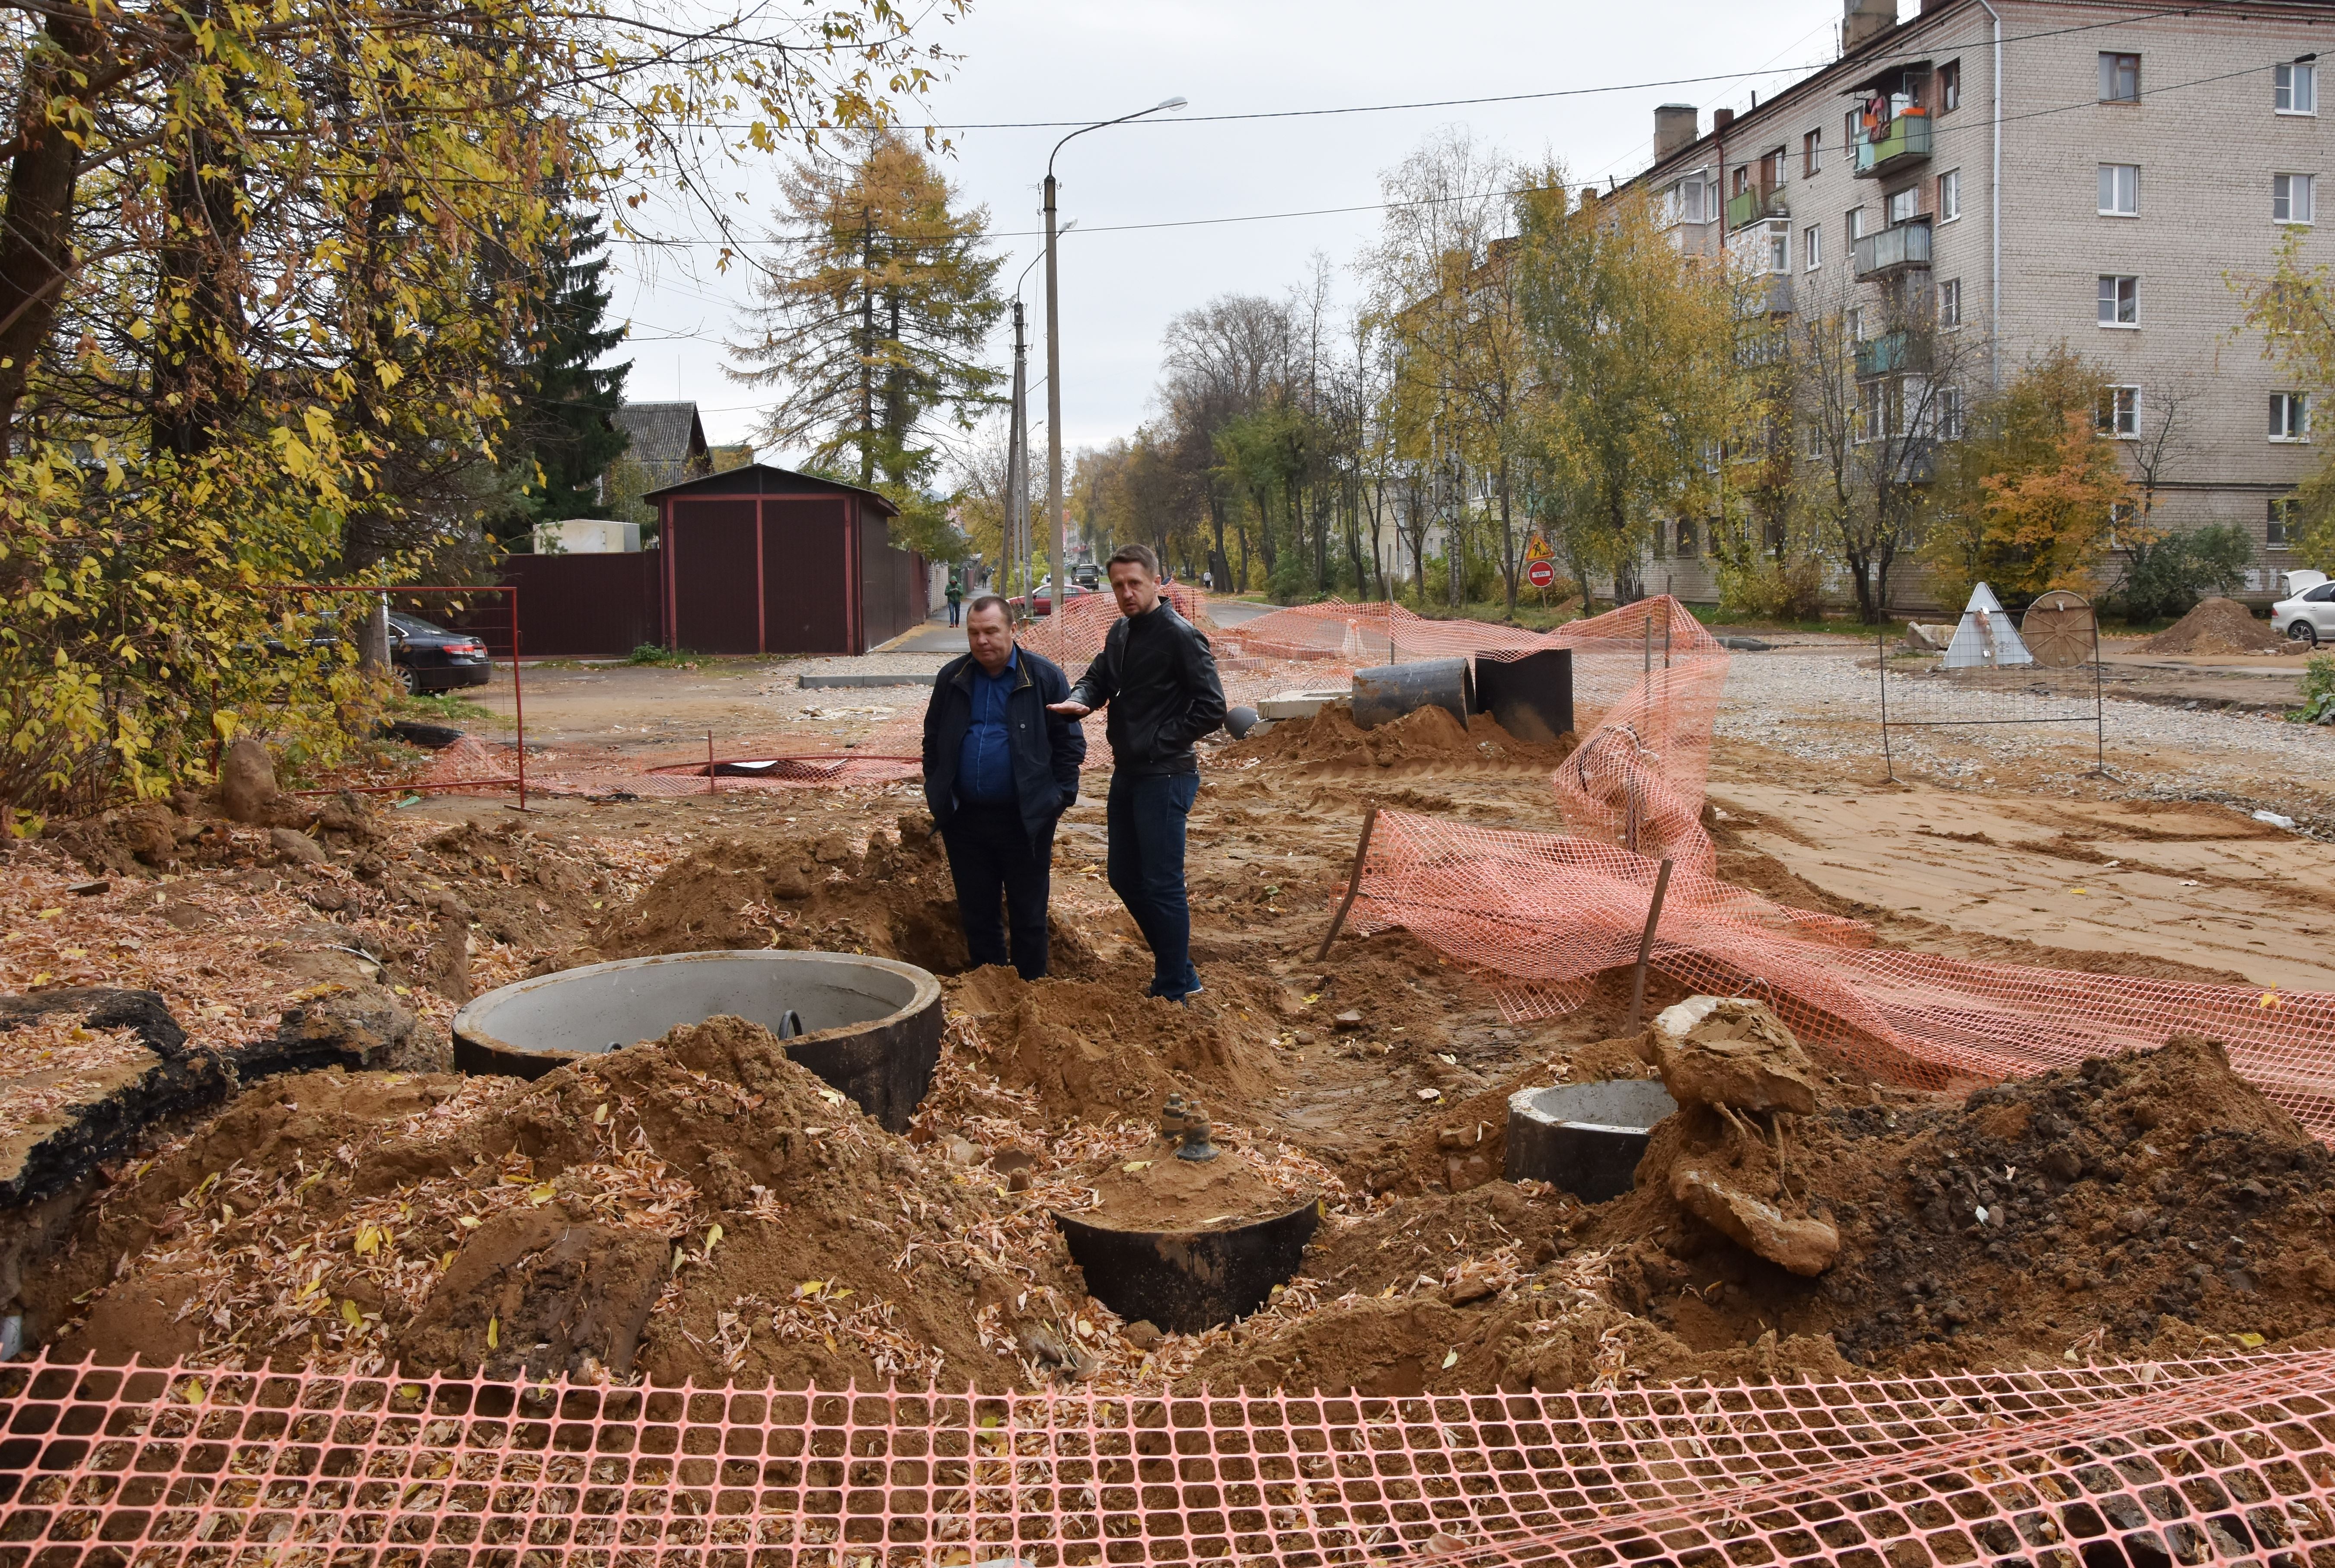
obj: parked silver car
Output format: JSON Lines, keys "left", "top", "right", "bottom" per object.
{"left": 2273, "top": 569, "right": 2335, "bottom": 647}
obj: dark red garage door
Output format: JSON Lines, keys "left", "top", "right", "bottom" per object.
{"left": 763, "top": 499, "right": 853, "bottom": 653}
{"left": 672, "top": 500, "right": 761, "bottom": 653}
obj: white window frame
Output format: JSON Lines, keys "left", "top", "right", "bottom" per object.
{"left": 2098, "top": 385, "right": 2140, "bottom": 438}
{"left": 1940, "top": 60, "right": 1962, "bottom": 113}
{"left": 2275, "top": 172, "right": 2316, "bottom": 225}
{"left": 1939, "top": 277, "right": 1963, "bottom": 329}
{"left": 2271, "top": 390, "right": 2312, "bottom": 442}
{"left": 1885, "top": 186, "right": 1919, "bottom": 226}
{"left": 2098, "top": 163, "right": 2140, "bottom": 217}
{"left": 2098, "top": 274, "right": 2140, "bottom": 328}
{"left": 1937, "top": 385, "right": 1965, "bottom": 441}
{"left": 1938, "top": 168, "right": 1961, "bottom": 223}
{"left": 2099, "top": 51, "right": 2140, "bottom": 104}
{"left": 1846, "top": 206, "right": 1867, "bottom": 242}
{"left": 1805, "top": 223, "right": 1823, "bottom": 270}
{"left": 2277, "top": 61, "right": 2317, "bottom": 116}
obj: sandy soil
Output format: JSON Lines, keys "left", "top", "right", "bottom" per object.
{"left": 13, "top": 647, "right": 2335, "bottom": 1396}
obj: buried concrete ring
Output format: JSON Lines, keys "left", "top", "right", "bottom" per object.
{"left": 451, "top": 950, "right": 944, "bottom": 1134}
{"left": 1056, "top": 1199, "right": 1323, "bottom": 1335}
{"left": 1505, "top": 1080, "right": 1678, "bottom": 1203}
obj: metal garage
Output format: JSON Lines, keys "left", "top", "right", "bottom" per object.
{"left": 644, "top": 465, "right": 925, "bottom": 656}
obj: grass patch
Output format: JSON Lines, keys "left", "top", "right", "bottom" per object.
{"left": 389, "top": 692, "right": 497, "bottom": 725}
{"left": 626, "top": 644, "right": 706, "bottom": 668}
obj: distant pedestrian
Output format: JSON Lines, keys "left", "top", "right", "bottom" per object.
{"left": 1201, "top": 569, "right": 1212, "bottom": 591}
{"left": 1048, "top": 544, "right": 1227, "bottom": 1003}
{"left": 945, "top": 578, "right": 964, "bottom": 626}
{"left": 922, "top": 595, "right": 1085, "bottom": 979}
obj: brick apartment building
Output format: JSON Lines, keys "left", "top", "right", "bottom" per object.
{"left": 1626, "top": 0, "right": 2335, "bottom": 611}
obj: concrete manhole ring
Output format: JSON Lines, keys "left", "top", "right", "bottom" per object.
{"left": 451, "top": 950, "right": 944, "bottom": 1133}
{"left": 1504, "top": 1079, "right": 1678, "bottom": 1201}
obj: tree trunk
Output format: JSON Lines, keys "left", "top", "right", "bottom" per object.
{"left": 0, "top": 12, "right": 95, "bottom": 452}
{"left": 1497, "top": 460, "right": 1517, "bottom": 616}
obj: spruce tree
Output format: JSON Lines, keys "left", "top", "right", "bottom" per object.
{"left": 504, "top": 207, "right": 632, "bottom": 539}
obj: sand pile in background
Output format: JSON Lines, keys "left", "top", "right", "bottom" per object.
{"left": 2140, "top": 597, "right": 2288, "bottom": 654}
{"left": 1233, "top": 704, "right": 1573, "bottom": 772}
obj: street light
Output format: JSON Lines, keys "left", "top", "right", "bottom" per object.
{"left": 1044, "top": 96, "right": 1186, "bottom": 600}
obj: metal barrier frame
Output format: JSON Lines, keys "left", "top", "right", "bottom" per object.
{"left": 258, "top": 584, "right": 527, "bottom": 807}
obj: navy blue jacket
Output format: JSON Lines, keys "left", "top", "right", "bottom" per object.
{"left": 922, "top": 646, "right": 1085, "bottom": 843}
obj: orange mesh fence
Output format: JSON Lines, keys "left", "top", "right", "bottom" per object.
{"left": 1346, "top": 808, "right": 2335, "bottom": 1136}
{"left": 7, "top": 1349, "right": 2335, "bottom": 1568}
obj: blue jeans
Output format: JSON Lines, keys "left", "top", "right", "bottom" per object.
{"left": 1107, "top": 771, "right": 1200, "bottom": 999}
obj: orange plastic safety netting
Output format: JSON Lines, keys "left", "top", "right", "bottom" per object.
{"left": 7, "top": 1348, "right": 2335, "bottom": 1568}
{"left": 1344, "top": 806, "right": 2335, "bottom": 1138}
{"left": 1219, "top": 597, "right": 1728, "bottom": 871}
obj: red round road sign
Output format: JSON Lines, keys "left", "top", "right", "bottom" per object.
{"left": 1526, "top": 558, "right": 1557, "bottom": 589}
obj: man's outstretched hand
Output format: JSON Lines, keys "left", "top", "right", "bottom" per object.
{"left": 1046, "top": 700, "right": 1092, "bottom": 717}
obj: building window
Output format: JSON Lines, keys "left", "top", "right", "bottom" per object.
{"left": 1938, "top": 169, "right": 1961, "bottom": 222}
{"left": 1676, "top": 519, "right": 1699, "bottom": 557}
{"left": 2275, "top": 172, "right": 2316, "bottom": 224}
{"left": 1939, "top": 277, "right": 1963, "bottom": 328}
{"left": 1937, "top": 385, "right": 1965, "bottom": 441}
{"left": 2278, "top": 61, "right": 2317, "bottom": 115}
{"left": 1845, "top": 110, "right": 1860, "bottom": 157}
{"left": 1805, "top": 223, "right": 1822, "bottom": 269}
{"left": 2099, "top": 52, "right": 2140, "bottom": 103}
{"left": 1804, "top": 130, "right": 1822, "bottom": 176}
{"left": 2107, "top": 500, "right": 2137, "bottom": 549}
{"left": 1804, "top": 422, "right": 1827, "bottom": 459}
{"left": 1761, "top": 148, "right": 1786, "bottom": 188}
{"left": 2097, "top": 385, "right": 2140, "bottom": 437}
{"left": 1769, "top": 226, "right": 1790, "bottom": 272}
{"left": 2098, "top": 274, "right": 2139, "bottom": 326}
{"left": 1940, "top": 60, "right": 1962, "bottom": 112}
{"left": 2098, "top": 163, "right": 2140, "bottom": 216}
{"left": 2272, "top": 391, "right": 2311, "bottom": 440}
{"left": 1847, "top": 304, "right": 1866, "bottom": 341}
{"left": 1885, "top": 186, "right": 1919, "bottom": 225}
{"left": 2270, "top": 497, "right": 2298, "bottom": 548}
{"left": 1846, "top": 206, "right": 1866, "bottom": 242}
{"left": 1651, "top": 521, "right": 1667, "bottom": 558}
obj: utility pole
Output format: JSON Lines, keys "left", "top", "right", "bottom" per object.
{"left": 1007, "top": 296, "right": 1027, "bottom": 603}
{"left": 1044, "top": 96, "right": 1186, "bottom": 611}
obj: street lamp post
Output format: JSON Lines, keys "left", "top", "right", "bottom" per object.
{"left": 1044, "top": 96, "right": 1185, "bottom": 603}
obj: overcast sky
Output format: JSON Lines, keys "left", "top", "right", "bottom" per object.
{"left": 611, "top": 0, "right": 1850, "bottom": 465}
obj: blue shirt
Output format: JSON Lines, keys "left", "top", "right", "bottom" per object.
{"left": 955, "top": 648, "right": 1018, "bottom": 805}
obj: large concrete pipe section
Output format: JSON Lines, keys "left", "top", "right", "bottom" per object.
{"left": 1349, "top": 657, "right": 1473, "bottom": 731}
{"left": 451, "top": 951, "right": 943, "bottom": 1133}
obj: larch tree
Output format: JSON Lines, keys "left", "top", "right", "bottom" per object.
{"left": 729, "top": 131, "right": 1003, "bottom": 559}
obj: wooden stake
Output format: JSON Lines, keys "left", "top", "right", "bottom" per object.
{"left": 1624, "top": 857, "right": 1675, "bottom": 1034}
{"left": 1314, "top": 803, "right": 1381, "bottom": 963}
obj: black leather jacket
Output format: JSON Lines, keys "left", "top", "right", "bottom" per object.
{"left": 1064, "top": 602, "right": 1228, "bottom": 776}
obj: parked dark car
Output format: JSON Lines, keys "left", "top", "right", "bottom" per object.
{"left": 387, "top": 612, "right": 492, "bottom": 695}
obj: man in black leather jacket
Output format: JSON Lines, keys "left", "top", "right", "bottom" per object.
{"left": 1048, "top": 545, "right": 1227, "bottom": 1002}
{"left": 922, "top": 595, "right": 1085, "bottom": 978}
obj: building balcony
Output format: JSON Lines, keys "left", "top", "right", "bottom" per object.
{"left": 1854, "top": 329, "right": 1929, "bottom": 378}
{"left": 1749, "top": 271, "right": 1794, "bottom": 316}
{"left": 1726, "top": 182, "right": 1788, "bottom": 230}
{"left": 1853, "top": 216, "right": 1932, "bottom": 277}
{"left": 1853, "top": 112, "right": 1932, "bottom": 177}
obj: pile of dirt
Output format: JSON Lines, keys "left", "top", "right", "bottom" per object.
{"left": 2140, "top": 597, "right": 2287, "bottom": 655}
{"left": 592, "top": 814, "right": 1097, "bottom": 977}
{"left": 32, "top": 1015, "right": 1084, "bottom": 1389}
{"left": 1081, "top": 1137, "right": 1308, "bottom": 1230}
{"left": 1589, "top": 1025, "right": 2335, "bottom": 1373}
{"left": 1233, "top": 704, "right": 1574, "bottom": 773}
{"left": 1191, "top": 1022, "right": 2335, "bottom": 1396}
{"left": 953, "top": 967, "right": 1271, "bottom": 1125}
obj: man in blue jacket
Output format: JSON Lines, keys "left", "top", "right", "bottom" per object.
{"left": 922, "top": 595, "right": 1086, "bottom": 979}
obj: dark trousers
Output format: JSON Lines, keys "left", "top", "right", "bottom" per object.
{"left": 942, "top": 801, "right": 1052, "bottom": 980}
{"left": 1107, "top": 770, "right": 1200, "bottom": 999}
